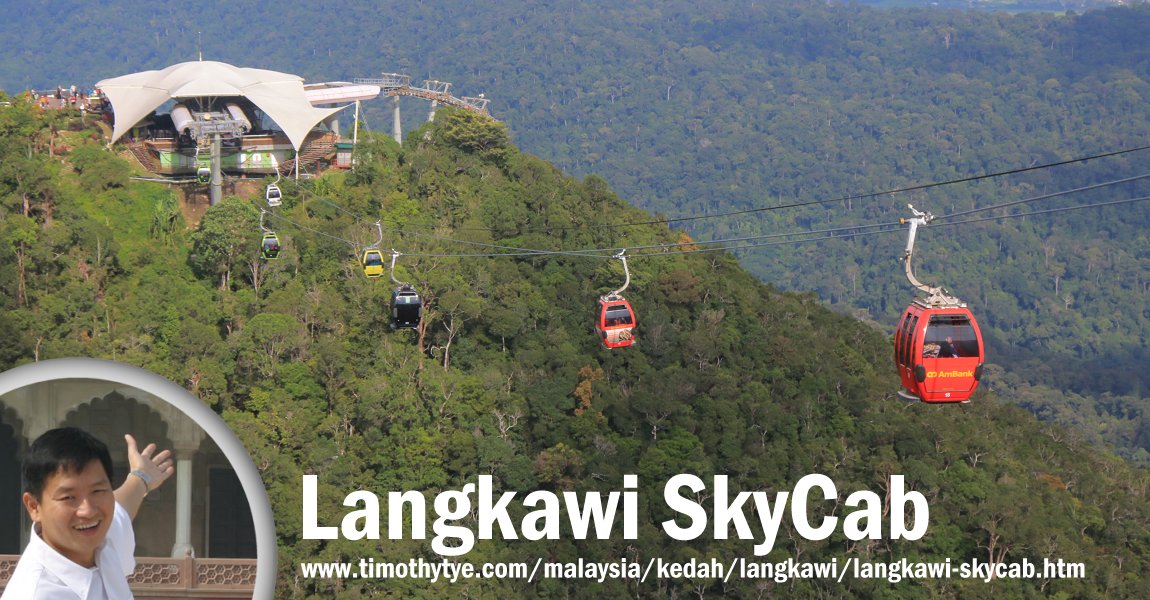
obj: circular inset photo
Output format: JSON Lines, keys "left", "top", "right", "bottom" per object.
{"left": 0, "top": 359, "right": 275, "bottom": 599}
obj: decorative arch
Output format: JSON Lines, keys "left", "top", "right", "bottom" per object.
{"left": 61, "top": 392, "right": 181, "bottom": 557}
{"left": 1, "top": 381, "right": 210, "bottom": 557}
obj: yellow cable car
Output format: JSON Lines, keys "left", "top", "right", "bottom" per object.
{"left": 361, "top": 249, "right": 385, "bottom": 278}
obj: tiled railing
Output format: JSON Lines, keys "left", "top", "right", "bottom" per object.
{"left": 1, "top": 555, "right": 257, "bottom": 599}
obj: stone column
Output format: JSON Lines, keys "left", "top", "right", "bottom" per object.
{"left": 393, "top": 95, "right": 403, "bottom": 144}
{"left": 210, "top": 134, "right": 222, "bottom": 206}
{"left": 171, "top": 451, "right": 195, "bottom": 557}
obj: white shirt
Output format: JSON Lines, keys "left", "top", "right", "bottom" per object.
{"left": 1, "top": 502, "right": 135, "bottom": 600}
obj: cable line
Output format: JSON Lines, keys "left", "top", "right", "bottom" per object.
{"left": 635, "top": 194, "right": 1150, "bottom": 258}
{"left": 518, "top": 170, "right": 1150, "bottom": 258}
{"left": 935, "top": 194, "right": 1150, "bottom": 230}
{"left": 264, "top": 206, "right": 611, "bottom": 258}
{"left": 312, "top": 198, "right": 607, "bottom": 257}
{"left": 937, "top": 173, "right": 1150, "bottom": 221}
{"left": 264, "top": 211, "right": 359, "bottom": 248}
{"left": 447, "top": 144, "right": 1150, "bottom": 233}
{"left": 258, "top": 172, "right": 1150, "bottom": 261}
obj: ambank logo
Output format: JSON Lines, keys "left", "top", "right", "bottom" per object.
{"left": 926, "top": 370, "right": 975, "bottom": 378}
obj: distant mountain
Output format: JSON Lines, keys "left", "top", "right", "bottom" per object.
{"left": 855, "top": 0, "right": 1125, "bottom": 11}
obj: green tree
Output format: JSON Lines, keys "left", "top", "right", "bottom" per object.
{"left": 69, "top": 143, "right": 130, "bottom": 191}
{"left": 189, "top": 197, "right": 259, "bottom": 289}
{"left": 433, "top": 108, "right": 512, "bottom": 165}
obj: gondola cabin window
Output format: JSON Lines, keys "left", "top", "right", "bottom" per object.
{"left": 603, "top": 305, "right": 634, "bottom": 326}
{"left": 922, "top": 314, "right": 979, "bottom": 359}
{"left": 597, "top": 298, "right": 636, "bottom": 349}
{"left": 894, "top": 304, "right": 983, "bottom": 404}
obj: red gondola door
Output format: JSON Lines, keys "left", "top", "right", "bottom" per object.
{"left": 597, "top": 297, "right": 636, "bottom": 349}
{"left": 595, "top": 252, "right": 636, "bottom": 349}
{"left": 895, "top": 303, "right": 984, "bottom": 403}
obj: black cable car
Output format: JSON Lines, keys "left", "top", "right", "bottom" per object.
{"left": 391, "top": 285, "right": 422, "bottom": 330}
{"left": 260, "top": 232, "right": 281, "bottom": 260}
{"left": 387, "top": 252, "right": 422, "bottom": 329}
{"left": 894, "top": 205, "right": 985, "bottom": 403}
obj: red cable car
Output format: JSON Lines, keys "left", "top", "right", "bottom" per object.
{"left": 596, "top": 296, "right": 636, "bottom": 349}
{"left": 893, "top": 205, "right": 985, "bottom": 404}
{"left": 595, "top": 252, "right": 636, "bottom": 349}
{"left": 894, "top": 302, "right": 984, "bottom": 403}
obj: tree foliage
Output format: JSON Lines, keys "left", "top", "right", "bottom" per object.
{"left": 6, "top": 5, "right": 1150, "bottom": 458}
{"left": 2, "top": 103, "right": 1150, "bottom": 597}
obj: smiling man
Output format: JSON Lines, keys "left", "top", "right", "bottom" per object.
{"left": 2, "top": 427, "right": 174, "bottom": 599}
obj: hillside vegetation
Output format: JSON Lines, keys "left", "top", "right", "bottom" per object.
{"left": 3, "top": 0, "right": 1148, "bottom": 463}
{"left": 3, "top": 100, "right": 1150, "bottom": 597}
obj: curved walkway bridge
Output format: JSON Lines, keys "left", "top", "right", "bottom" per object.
{"left": 350, "top": 73, "right": 491, "bottom": 142}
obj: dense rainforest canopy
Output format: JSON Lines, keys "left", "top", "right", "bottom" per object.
{"left": 3, "top": 97, "right": 1150, "bottom": 597}
{"left": 3, "top": 0, "right": 1149, "bottom": 463}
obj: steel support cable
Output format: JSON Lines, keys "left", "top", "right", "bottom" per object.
{"left": 265, "top": 209, "right": 611, "bottom": 259}
{"left": 569, "top": 171, "right": 1150, "bottom": 257}
{"left": 628, "top": 193, "right": 1150, "bottom": 258}
{"left": 443, "top": 144, "right": 1150, "bottom": 233}
{"left": 933, "top": 194, "right": 1150, "bottom": 230}
{"left": 262, "top": 177, "right": 1150, "bottom": 260}
{"left": 312, "top": 192, "right": 902, "bottom": 256}
{"left": 264, "top": 211, "right": 359, "bottom": 248}
{"left": 366, "top": 167, "right": 1150, "bottom": 259}
{"left": 936, "top": 172, "right": 1150, "bottom": 221}
{"left": 313, "top": 198, "right": 607, "bottom": 257}
{"left": 267, "top": 206, "right": 603, "bottom": 258}
{"left": 408, "top": 172, "right": 1150, "bottom": 258}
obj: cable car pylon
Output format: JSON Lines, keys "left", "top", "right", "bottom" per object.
{"left": 893, "top": 205, "right": 984, "bottom": 404}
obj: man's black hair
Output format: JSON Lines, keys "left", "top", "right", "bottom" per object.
{"left": 22, "top": 427, "right": 114, "bottom": 500}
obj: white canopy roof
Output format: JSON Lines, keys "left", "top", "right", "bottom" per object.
{"left": 97, "top": 61, "right": 347, "bottom": 152}
{"left": 304, "top": 84, "right": 382, "bottom": 104}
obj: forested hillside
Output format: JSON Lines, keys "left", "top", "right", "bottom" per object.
{"left": 4, "top": 98, "right": 1150, "bottom": 597}
{"left": 857, "top": 0, "right": 1124, "bottom": 9}
{"left": 2, "top": 0, "right": 1148, "bottom": 462}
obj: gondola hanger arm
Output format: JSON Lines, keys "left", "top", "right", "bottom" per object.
{"left": 900, "top": 204, "right": 961, "bottom": 306}
{"left": 389, "top": 249, "right": 408, "bottom": 287}
{"left": 605, "top": 250, "right": 631, "bottom": 299}
{"left": 372, "top": 221, "right": 384, "bottom": 248}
